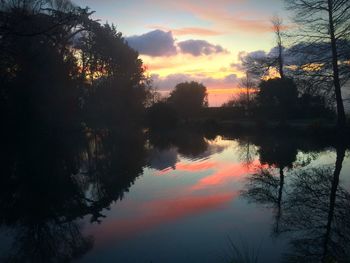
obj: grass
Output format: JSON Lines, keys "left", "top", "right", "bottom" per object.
{"left": 225, "top": 237, "right": 261, "bottom": 263}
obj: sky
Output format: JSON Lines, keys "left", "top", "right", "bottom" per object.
{"left": 73, "top": 0, "right": 289, "bottom": 106}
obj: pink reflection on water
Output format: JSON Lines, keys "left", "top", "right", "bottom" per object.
{"left": 89, "top": 192, "right": 237, "bottom": 246}
{"left": 88, "top": 154, "right": 267, "bottom": 248}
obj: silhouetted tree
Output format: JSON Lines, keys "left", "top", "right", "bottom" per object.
{"left": 257, "top": 78, "right": 298, "bottom": 119}
{"left": 272, "top": 15, "right": 285, "bottom": 79}
{"left": 167, "top": 81, "right": 208, "bottom": 120}
{"left": 0, "top": 0, "right": 94, "bottom": 132}
{"left": 285, "top": 0, "right": 349, "bottom": 129}
{"left": 240, "top": 16, "right": 287, "bottom": 80}
{"left": 1, "top": 0, "right": 150, "bottom": 133}
{"left": 224, "top": 72, "right": 257, "bottom": 116}
{"left": 77, "top": 22, "right": 147, "bottom": 128}
{"left": 148, "top": 101, "right": 178, "bottom": 130}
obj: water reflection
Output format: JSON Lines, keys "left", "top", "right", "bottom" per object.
{"left": 242, "top": 135, "right": 298, "bottom": 234}
{"left": 0, "top": 128, "right": 146, "bottom": 262}
{"left": 0, "top": 132, "right": 93, "bottom": 262}
{"left": 242, "top": 137, "right": 350, "bottom": 263}
{"left": 148, "top": 129, "right": 209, "bottom": 160}
{"left": 83, "top": 129, "right": 147, "bottom": 222}
{"left": 279, "top": 145, "right": 350, "bottom": 263}
{"left": 0, "top": 129, "right": 349, "bottom": 262}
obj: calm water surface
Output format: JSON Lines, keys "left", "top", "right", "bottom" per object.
{"left": 0, "top": 130, "right": 349, "bottom": 263}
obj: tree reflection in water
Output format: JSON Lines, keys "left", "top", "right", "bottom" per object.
{"left": 242, "top": 136, "right": 298, "bottom": 234}
{"left": 280, "top": 145, "right": 350, "bottom": 263}
{"left": 0, "top": 128, "right": 147, "bottom": 262}
{"left": 242, "top": 136, "right": 350, "bottom": 263}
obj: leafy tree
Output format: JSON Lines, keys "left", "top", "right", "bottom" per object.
{"left": 0, "top": 0, "right": 150, "bottom": 132}
{"left": 78, "top": 22, "right": 147, "bottom": 128}
{"left": 257, "top": 78, "right": 298, "bottom": 119}
{"left": 0, "top": 0, "right": 90, "bottom": 131}
{"left": 167, "top": 81, "right": 208, "bottom": 119}
{"left": 148, "top": 101, "right": 178, "bottom": 130}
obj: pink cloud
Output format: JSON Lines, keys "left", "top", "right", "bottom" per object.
{"left": 166, "top": 1, "right": 271, "bottom": 34}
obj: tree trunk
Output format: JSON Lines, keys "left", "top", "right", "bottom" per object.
{"left": 278, "top": 43, "right": 284, "bottom": 79}
{"left": 327, "top": 0, "right": 346, "bottom": 130}
{"left": 274, "top": 167, "right": 285, "bottom": 234}
{"left": 322, "top": 144, "right": 345, "bottom": 262}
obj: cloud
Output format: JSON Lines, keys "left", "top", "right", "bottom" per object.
{"left": 151, "top": 73, "right": 191, "bottom": 90}
{"left": 230, "top": 62, "right": 245, "bottom": 72}
{"left": 237, "top": 42, "right": 346, "bottom": 69}
{"left": 178, "top": 39, "right": 228, "bottom": 56}
{"left": 238, "top": 50, "right": 268, "bottom": 61}
{"left": 150, "top": 0, "right": 273, "bottom": 34}
{"left": 127, "top": 30, "right": 228, "bottom": 57}
{"left": 173, "top": 1, "right": 273, "bottom": 34}
{"left": 126, "top": 30, "right": 177, "bottom": 57}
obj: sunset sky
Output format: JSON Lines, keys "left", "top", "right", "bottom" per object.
{"left": 73, "top": 0, "right": 289, "bottom": 106}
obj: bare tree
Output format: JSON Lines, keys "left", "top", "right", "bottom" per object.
{"left": 272, "top": 15, "right": 285, "bottom": 79}
{"left": 285, "top": 0, "right": 349, "bottom": 129}
{"left": 240, "top": 15, "right": 287, "bottom": 81}
{"left": 239, "top": 71, "right": 256, "bottom": 114}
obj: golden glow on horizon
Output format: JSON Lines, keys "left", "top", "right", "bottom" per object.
{"left": 207, "top": 88, "right": 257, "bottom": 95}
{"left": 141, "top": 53, "right": 243, "bottom": 79}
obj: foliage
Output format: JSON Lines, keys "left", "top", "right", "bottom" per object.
{"left": 0, "top": 0, "right": 149, "bottom": 132}
{"left": 79, "top": 22, "right": 147, "bottom": 128}
{"left": 147, "top": 101, "right": 178, "bottom": 130}
{"left": 257, "top": 78, "right": 298, "bottom": 119}
{"left": 0, "top": 1, "right": 86, "bottom": 130}
{"left": 167, "top": 81, "right": 208, "bottom": 119}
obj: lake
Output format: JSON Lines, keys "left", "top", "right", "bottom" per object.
{"left": 0, "top": 129, "right": 349, "bottom": 263}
